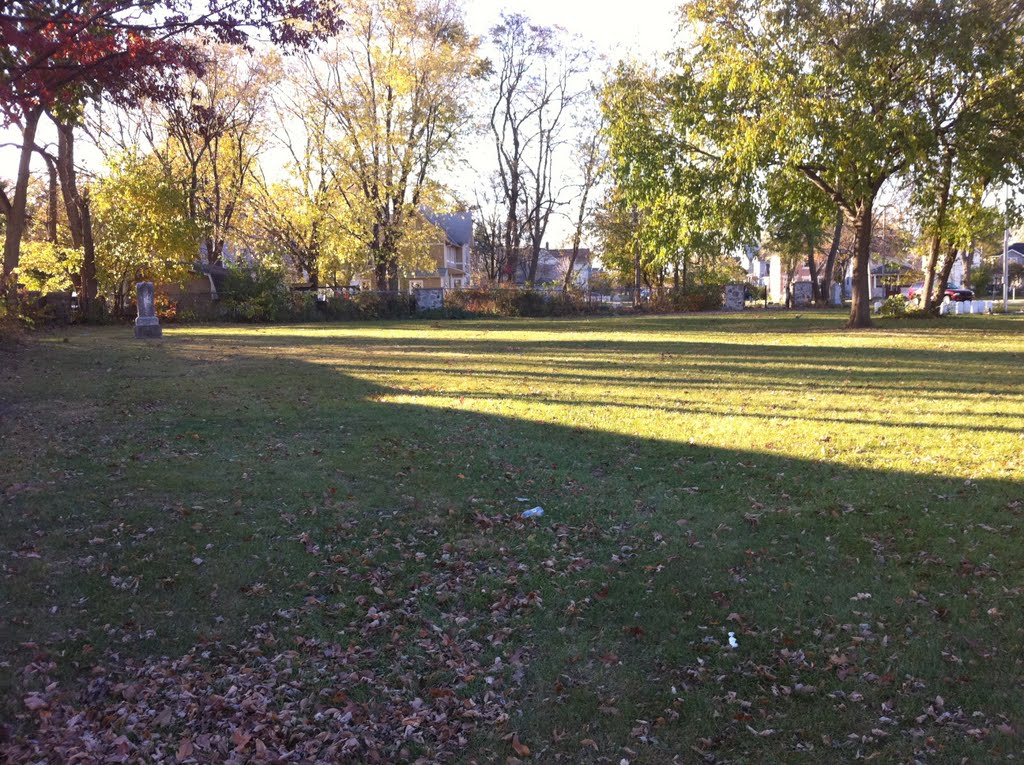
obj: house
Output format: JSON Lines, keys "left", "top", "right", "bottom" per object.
{"left": 1005, "top": 243, "right": 1024, "bottom": 266}
{"left": 406, "top": 209, "right": 473, "bottom": 290}
{"left": 735, "top": 244, "right": 768, "bottom": 286}
{"left": 158, "top": 261, "right": 230, "bottom": 317}
{"left": 510, "top": 246, "right": 594, "bottom": 287}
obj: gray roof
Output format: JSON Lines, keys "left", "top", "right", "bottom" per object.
{"left": 422, "top": 209, "right": 472, "bottom": 246}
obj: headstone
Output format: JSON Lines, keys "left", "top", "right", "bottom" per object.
{"left": 939, "top": 301, "right": 949, "bottom": 315}
{"left": 792, "top": 281, "right": 813, "bottom": 308}
{"left": 831, "top": 284, "right": 843, "bottom": 305}
{"left": 414, "top": 287, "right": 444, "bottom": 312}
{"left": 134, "top": 282, "right": 163, "bottom": 339}
{"left": 723, "top": 284, "right": 745, "bottom": 311}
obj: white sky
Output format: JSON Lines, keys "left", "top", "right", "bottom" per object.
{"left": 464, "top": 0, "right": 682, "bottom": 58}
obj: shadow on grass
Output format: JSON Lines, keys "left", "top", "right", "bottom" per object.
{"left": 1, "top": 324, "right": 1022, "bottom": 763}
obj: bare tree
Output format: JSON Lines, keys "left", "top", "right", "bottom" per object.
{"left": 488, "top": 14, "right": 591, "bottom": 285}
{"left": 563, "top": 103, "right": 605, "bottom": 291}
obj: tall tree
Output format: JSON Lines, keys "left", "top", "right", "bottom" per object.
{"left": 488, "top": 14, "right": 591, "bottom": 285}
{"left": 679, "top": 0, "right": 929, "bottom": 327}
{"left": 307, "top": 0, "right": 482, "bottom": 291}
{"left": 150, "top": 45, "right": 278, "bottom": 265}
{"left": 563, "top": 105, "right": 606, "bottom": 292}
{"left": 602, "top": 62, "right": 756, "bottom": 297}
{"left": 910, "top": 0, "right": 1024, "bottom": 312}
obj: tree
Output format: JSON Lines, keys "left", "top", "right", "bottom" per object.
{"left": 679, "top": 0, "right": 935, "bottom": 327}
{"left": 306, "top": 0, "right": 483, "bottom": 291}
{"left": 908, "top": 0, "right": 1024, "bottom": 312}
{"left": 0, "top": 0, "right": 340, "bottom": 298}
{"left": 488, "top": 14, "right": 591, "bottom": 285}
{"left": 147, "top": 45, "right": 278, "bottom": 266}
{"left": 763, "top": 170, "right": 837, "bottom": 305}
{"left": 562, "top": 102, "right": 606, "bottom": 292}
{"left": 601, "top": 62, "right": 756, "bottom": 299}
{"left": 91, "top": 153, "right": 199, "bottom": 315}
{"left": 470, "top": 176, "right": 509, "bottom": 284}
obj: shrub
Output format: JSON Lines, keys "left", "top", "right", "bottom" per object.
{"left": 878, "top": 294, "right": 908, "bottom": 318}
{"left": 351, "top": 291, "right": 416, "bottom": 319}
{"left": 640, "top": 286, "right": 724, "bottom": 313}
{"left": 216, "top": 266, "right": 290, "bottom": 322}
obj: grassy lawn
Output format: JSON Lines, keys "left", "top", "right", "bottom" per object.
{"left": 2, "top": 311, "right": 1023, "bottom": 763}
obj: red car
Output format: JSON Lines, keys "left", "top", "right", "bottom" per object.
{"left": 907, "top": 284, "right": 974, "bottom": 302}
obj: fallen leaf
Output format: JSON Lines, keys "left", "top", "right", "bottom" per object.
{"left": 511, "top": 733, "right": 530, "bottom": 756}
{"left": 23, "top": 695, "right": 47, "bottom": 711}
{"left": 176, "top": 738, "right": 194, "bottom": 759}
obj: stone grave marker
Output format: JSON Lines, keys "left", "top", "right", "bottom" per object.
{"left": 723, "top": 284, "right": 745, "bottom": 311}
{"left": 414, "top": 287, "right": 444, "bottom": 312}
{"left": 792, "top": 281, "right": 813, "bottom": 308}
{"left": 134, "top": 282, "right": 163, "bottom": 339}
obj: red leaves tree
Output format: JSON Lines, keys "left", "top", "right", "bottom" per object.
{"left": 0, "top": 0, "right": 341, "bottom": 304}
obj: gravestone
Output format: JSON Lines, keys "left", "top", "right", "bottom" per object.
{"left": 792, "top": 281, "right": 813, "bottom": 308}
{"left": 414, "top": 287, "right": 444, "bottom": 312}
{"left": 134, "top": 282, "right": 162, "bottom": 339}
{"left": 723, "top": 284, "right": 745, "bottom": 311}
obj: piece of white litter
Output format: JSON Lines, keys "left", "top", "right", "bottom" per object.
{"left": 728, "top": 631, "right": 739, "bottom": 649}
{"left": 521, "top": 506, "right": 544, "bottom": 518}
{"left": 515, "top": 497, "right": 531, "bottom": 502}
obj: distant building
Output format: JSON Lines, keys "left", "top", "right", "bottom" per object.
{"left": 407, "top": 209, "right": 473, "bottom": 290}
{"left": 510, "top": 246, "right": 594, "bottom": 287}
{"left": 350, "top": 209, "right": 474, "bottom": 291}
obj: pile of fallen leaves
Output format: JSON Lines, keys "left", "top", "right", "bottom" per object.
{"left": 4, "top": 621, "right": 525, "bottom": 764}
{"left": 2, "top": 509, "right": 580, "bottom": 764}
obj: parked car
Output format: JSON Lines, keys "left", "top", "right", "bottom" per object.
{"left": 907, "top": 283, "right": 974, "bottom": 302}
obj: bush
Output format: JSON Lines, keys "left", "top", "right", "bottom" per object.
{"left": 640, "top": 286, "right": 724, "bottom": 313}
{"left": 878, "top": 294, "right": 908, "bottom": 317}
{"left": 351, "top": 291, "right": 417, "bottom": 319}
{"left": 446, "top": 288, "right": 590, "bottom": 317}
{"left": 216, "top": 266, "right": 290, "bottom": 322}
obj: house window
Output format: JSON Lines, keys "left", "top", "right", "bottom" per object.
{"left": 452, "top": 279, "right": 462, "bottom": 288}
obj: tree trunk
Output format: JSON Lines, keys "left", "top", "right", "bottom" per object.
{"left": 785, "top": 258, "right": 797, "bottom": 308}
{"left": 822, "top": 208, "right": 842, "bottom": 305}
{"left": 806, "top": 237, "right": 820, "bottom": 304}
{"left": 526, "top": 240, "right": 540, "bottom": 286}
{"left": 43, "top": 155, "right": 59, "bottom": 243}
{"left": 56, "top": 121, "right": 99, "bottom": 315}
{"left": 2, "top": 107, "right": 43, "bottom": 292}
{"left": 847, "top": 203, "right": 874, "bottom": 328}
{"left": 673, "top": 260, "right": 680, "bottom": 290}
{"left": 935, "top": 243, "right": 958, "bottom": 299}
{"left": 960, "top": 242, "right": 974, "bottom": 292}
{"left": 56, "top": 121, "right": 84, "bottom": 249}
{"left": 80, "top": 188, "right": 98, "bottom": 316}
{"left": 632, "top": 208, "right": 641, "bottom": 306}
{"left": 922, "top": 148, "right": 954, "bottom": 312}
{"left": 563, "top": 239, "right": 580, "bottom": 293}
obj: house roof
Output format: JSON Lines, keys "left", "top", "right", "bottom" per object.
{"left": 870, "top": 259, "right": 915, "bottom": 275}
{"left": 422, "top": 209, "right": 472, "bottom": 247}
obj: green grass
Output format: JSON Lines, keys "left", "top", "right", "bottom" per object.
{"left": 2, "top": 311, "right": 1023, "bottom": 763}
